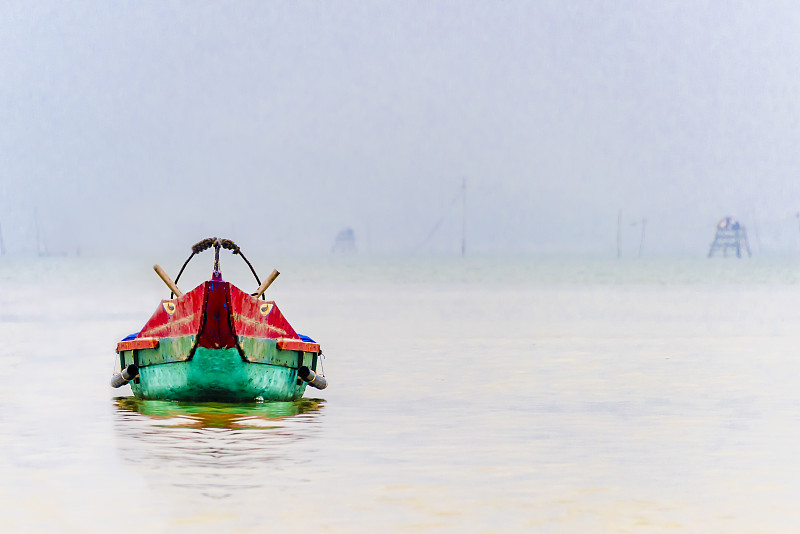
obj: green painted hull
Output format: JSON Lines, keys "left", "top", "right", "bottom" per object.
{"left": 127, "top": 346, "right": 311, "bottom": 402}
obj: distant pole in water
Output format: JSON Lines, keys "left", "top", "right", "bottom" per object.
{"left": 34, "top": 207, "right": 48, "bottom": 257}
{"left": 0, "top": 222, "right": 5, "bottom": 255}
{"left": 616, "top": 209, "right": 622, "bottom": 258}
{"left": 796, "top": 213, "right": 800, "bottom": 250}
{"left": 638, "top": 218, "right": 647, "bottom": 258}
{"left": 413, "top": 178, "right": 468, "bottom": 254}
{"left": 461, "top": 177, "right": 466, "bottom": 258}
{"left": 750, "top": 212, "right": 762, "bottom": 253}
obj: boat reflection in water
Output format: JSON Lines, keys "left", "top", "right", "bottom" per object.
{"left": 112, "top": 397, "right": 325, "bottom": 502}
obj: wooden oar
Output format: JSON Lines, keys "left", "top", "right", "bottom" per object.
{"left": 253, "top": 269, "right": 279, "bottom": 298}
{"left": 153, "top": 264, "right": 184, "bottom": 298}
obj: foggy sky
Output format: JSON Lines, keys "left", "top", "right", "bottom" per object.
{"left": 3, "top": 1, "right": 800, "bottom": 257}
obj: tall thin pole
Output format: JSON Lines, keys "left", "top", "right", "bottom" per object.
{"left": 638, "top": 218, "right": 647, "bottom": 258}
{"left": 461, "top": 177, "right": 466, "bottom": 257}
{"left": 796, "top": 212, "right": 800, "bottom": 252}
{"left": 750, "top": 212, "right": 762, "bottom": 254}
{"left": 616, "top": 209, "right": 622, "bottom": 259}
{"left": 35, "top": 209, "right": 41, "bottom": 254}
{"left": 34, "top": 207, "right": 47, "bottom": 256}
{"left": 0, "top": 222, "right": 5, "bottom": 256}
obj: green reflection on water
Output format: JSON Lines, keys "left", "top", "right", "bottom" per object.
{"left": 114, "top": 396, "right": 325, "bottom": 429}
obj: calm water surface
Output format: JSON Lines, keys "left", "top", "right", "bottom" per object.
{"left": 1, "top": 255, "right": 799, "bottom": 533}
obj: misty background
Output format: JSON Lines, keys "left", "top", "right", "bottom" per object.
{"left": 2, "top": 1, "right": 800, "bottom": 258}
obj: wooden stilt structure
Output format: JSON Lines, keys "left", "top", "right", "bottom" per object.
{"left": 708, "top": 217, "right": 751, "bottom": 258}
{"left": 332, "top": 227, "right": 356, "bottom": 253}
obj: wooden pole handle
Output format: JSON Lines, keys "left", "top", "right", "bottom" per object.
{"left": 153, "top": 264, "right": 184, "bottom": 298}
{"left": 253, "top": 269, "right": 279, "bottom": 298}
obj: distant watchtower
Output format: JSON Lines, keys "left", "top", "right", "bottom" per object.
{"left": 708, "top": 217, "right": 752, "bottom": 258}
{"left": 332, "top": 227, "right": 356, "bottom": 253}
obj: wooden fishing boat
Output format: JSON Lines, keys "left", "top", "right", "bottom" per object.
{"left": 111, "top": 238, "right": 327, "bottom": 402}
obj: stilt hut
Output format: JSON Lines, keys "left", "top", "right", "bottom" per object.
{"left": 332, "top": 227, "right": 356, "bottom": 253}
{"left": 708, "top": 217, "right": 751, "bottom": 258}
